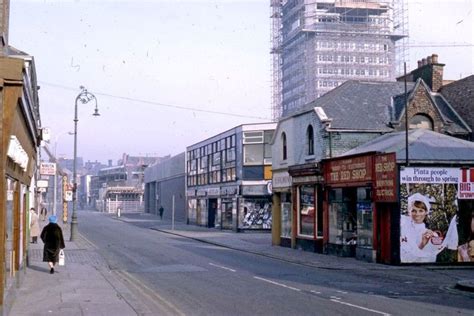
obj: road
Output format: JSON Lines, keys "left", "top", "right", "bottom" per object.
{"left": 79, "top": 211, "right": 474, "bottom": 316}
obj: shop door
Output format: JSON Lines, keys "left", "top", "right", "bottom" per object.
{"left": 377, "top": 203, "right": 392, "bottom": 264}
{"left": 208, "top": 199, "right": 217, "bottom": 228}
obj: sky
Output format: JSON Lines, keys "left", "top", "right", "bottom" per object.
{"left": 9, "top": 0, "right": 474, "bottom": 164}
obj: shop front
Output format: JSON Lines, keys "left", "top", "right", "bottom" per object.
{"left": 323, "top": 154, "right": 378, "bottom": 259}
{"left": 220, "top": 185, "right": 239, "bottom": 230}
{"left": 1, "top": 55, "right": 41, "bottom": 311}
{"left": 239, "top": 182, "right": 272, "bottom": 230}
{"left": 272, "top": 170, "right": 292, "bottom": 247}
{"left": 289, "top": 163, "right": 324, "bottom": 252}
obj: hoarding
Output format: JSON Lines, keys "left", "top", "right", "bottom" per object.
{"left": 399, "top": 167, "right": 473, "bottom": 264}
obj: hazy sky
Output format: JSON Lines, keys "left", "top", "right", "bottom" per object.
{"left": 9, "top": 0, "right": 473, "bottom": 164}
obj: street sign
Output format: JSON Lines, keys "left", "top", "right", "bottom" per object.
{"left": 40, "top": 162, "right": 56, "bottom": 176}
{"left": 64, "top": 190, "right": 73, "bottom": 202}
{"left": 37, "top": 179, "right": 49, "bottom": 188}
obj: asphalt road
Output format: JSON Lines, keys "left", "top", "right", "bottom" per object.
{"left": 79, "top": 210, "right": 474, "bottom": 316}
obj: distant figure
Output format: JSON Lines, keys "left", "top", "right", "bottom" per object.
{"left": 40, "top": 207, "right": 48, "bottom": 221}
{"left": 159, "top": 206, "right": 164, "bottom": 220}
{"left": 29, "top": 208, "right": 40, "bottom": 243}
{"left": 40, "top": 215, "right": 65, "bottom": 274}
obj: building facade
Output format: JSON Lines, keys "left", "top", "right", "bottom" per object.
{"left": 186, "top": 123, "right": 276, "bottom": 231}
{"left": 0, "top": 49, "right": 42, "bottom": 312}
{"left": 144, "top": 152, "right": 186, "bottom": 222}
{"left": 271, "top": 0, "right": 407, "bottom": 119}
{"left": 95, "top": 154, "right": 167, "bottom": 213}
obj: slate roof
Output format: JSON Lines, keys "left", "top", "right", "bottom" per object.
{"left": 343, "top": 129, "right": 474, "bottom": 164}
{"left": 290, "top": 79, "right": 470, "bottom": 136}
{"left": 296, "top": 80, "right": 415, "bottom": 131}
{"left": 440, "top": 75, "right": 474, "bottom": 136}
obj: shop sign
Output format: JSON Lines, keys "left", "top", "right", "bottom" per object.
{"left": 459, "top": 168, "right": 474, "bottom": 199}
{"left": 7, "top": 136, "right": 29, "bottom": 171}
{"left": 292, "top": 175, "right": 323, "bottom": 184}
{"left": 273, "top": 171, "right": 292, "bottom": 188}
{"left": 40, "top": 162, "right": 56, "bottom": 176}
{"left": 221, "top": 186, "right": 239, "bottom": 196}
{"left": 325, "top": 155, "right": 372, "bottom": 185}
{"left": 186, "top": 189, "right": 196, "bottom": 197}
{"left": 64, "top": 190, "right": 73, "bottom": 202}
{"left": 37, "top": 180, "right": 49, "bottom": 188}
{"left": 374, "top": 153, "right": 397, "bottom": 202}
{"left": 207, "top": 187, "right": 221, "bottom": 196}
{"left": 196, "top": 189, "right": 207, "bottom": 197}
{"left": 242, "top": 185, "right": 268, "bottom": 196}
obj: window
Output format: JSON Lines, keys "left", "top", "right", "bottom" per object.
{"left": 282, "top": 132, "right": 287, "bottom": 160}
{"left": 307, "top": 125, "right": 314, "bottom": 155}
{"left": 243, "top": 144, "right": 264, "bottom": 165}
{"left": 243, "top": 131, "right": 264, "bottom": 144}
{"left": 298, "top": 185, "right": 315, "bottom": 237}
{"left": 409, "top": 114, "right": 434, "bottom": 130}
{"left": 212, "top": 152, "right": 221, "bottom": 166}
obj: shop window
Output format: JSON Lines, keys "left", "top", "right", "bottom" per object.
{"left": 306, "top": 125, "right": 314, "bottom": 156}
{"left": 298, "top": 185, "right": 315, "bottom": 237}
{"left": 281, "top": 193, "right": 292, "bottom": 238}
{"left": 222, "top": 200, "right": 234, "bottom": 229}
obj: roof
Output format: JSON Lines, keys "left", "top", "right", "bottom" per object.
{"left": 440, "top": 75, "right": 474, "bottom": 134}
{"left": 294, "top": 80, "right": 416, "bottom": 131}
{"left": 343, "top": 129, "right": 474, "bottom": 164}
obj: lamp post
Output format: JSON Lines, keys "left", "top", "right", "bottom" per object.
{"left": 70, "top": 86, "right": 100, "bottom": 241}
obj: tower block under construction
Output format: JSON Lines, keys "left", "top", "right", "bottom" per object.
{"left": 271, "top": 0, "right": 408, "bottom": 119}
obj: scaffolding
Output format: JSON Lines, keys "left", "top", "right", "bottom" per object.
{"left": 270, "top": 0, "right": 408, "bottom": 119}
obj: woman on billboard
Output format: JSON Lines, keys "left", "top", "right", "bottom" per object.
{"left": 400, "top": 193, "right": 458, "bottom": 263}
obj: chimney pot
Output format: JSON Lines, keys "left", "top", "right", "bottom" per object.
{"left": 427, "top": 56, "right": 432, "bottom": 64}
{"left": 432, "top": 54, "right": 438, "bottom": 63}
{"left": 417, "top": 60, "right": 422, "bottom": 67}
{"left": 422, "top": 58, "right": 427, "bottom": 66}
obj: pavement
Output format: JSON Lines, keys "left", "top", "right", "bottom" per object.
{"left": 8, "top": 211, "right": 474, "bottom": 315}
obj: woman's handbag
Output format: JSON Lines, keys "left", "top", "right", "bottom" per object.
{"left": 58, "top": 249, "right": 65, "bottom": 266}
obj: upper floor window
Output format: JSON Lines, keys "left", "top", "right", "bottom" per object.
{"left": 282, "top": 132, "right": 287, "bottom": 160}
{"left": 409, "top": 114, "right": 433, "bottom": 130}
{"left": 307, "top": 125, "right": 314, "bottom": 155}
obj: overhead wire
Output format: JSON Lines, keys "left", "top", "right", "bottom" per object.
{"left": 38, "top": 81, "right": 272, "bottom": 121}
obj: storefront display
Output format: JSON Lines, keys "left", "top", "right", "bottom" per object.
{"left": 222, "top": 199, "right": 234, "bottom": 229}
{"left": 239, "top": 198, "right": 272, "bottom": 229}
{"left": 280, "top": 193, "right": 292, "bottom": 238}
{"left": 298, "top": 185, "right": 315, "bottom": 237}
{"left": 187, "top": 199, "right": 197, "bottom": 224}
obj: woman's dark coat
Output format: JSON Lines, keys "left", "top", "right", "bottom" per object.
{"left": 40, "top": 223, "right": 65, "bottom": 262}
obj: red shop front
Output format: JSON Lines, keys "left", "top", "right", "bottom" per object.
{"left": 323, "top": 152, "right": 397, "bottom": 263}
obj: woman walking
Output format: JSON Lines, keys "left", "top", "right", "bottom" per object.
{"left": 40, "top": 215, "right": 65, "bottom": 274}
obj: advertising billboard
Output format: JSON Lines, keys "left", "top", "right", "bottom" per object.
{"left": 400, "top": 167, "right": 474, "bottom": 263}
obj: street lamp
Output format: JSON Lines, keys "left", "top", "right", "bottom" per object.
{"left": 71, "top": 86, "right": 100, "bottom": 241}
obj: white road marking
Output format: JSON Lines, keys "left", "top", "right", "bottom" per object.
{"left": 253, "top": 276, "right": 301, "bottom": 292}
{"left": 310, "top": 290, "right": 321, "bottom": 294}
{"left": 336, "top": 290, "right": 348, "bottom": 294}
{"left": 209, "top": 263, "right": 236, "bottom": 272}
{"left": 330, "top": 296, "right": 342, "bottom": 300}
{"left": 330, "top": 299, "right": 391, "bottom": 316}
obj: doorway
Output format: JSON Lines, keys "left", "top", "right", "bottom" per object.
{"left": 208, "top": 199, "right": 217, "bottom": 228}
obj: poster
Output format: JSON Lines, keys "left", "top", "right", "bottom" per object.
{"left": 399, "top": 167, "right": 474, "bottom": 263}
